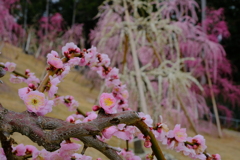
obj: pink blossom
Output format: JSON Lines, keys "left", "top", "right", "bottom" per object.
{"left": 25, "top": 145, "right": 38, "bottom": 155}
{"left": 24, "top": 75, "right": 40, "bottom": 87}
{"left": 212, "top": 154, "right": 221, "bottom": 160}
{"left": 121, "top": 90, "right": 129, "bottom": 99}
{"left": 105, "top": 67, "right": 121, "bottom": 87}
{"left": 49, "top": 151, "right": 61, "bottom": 160}
{"left": 18, "top": 87, "right": 31, "bottom": 100}
{"left": 96, "top": 66, "right": 110, "bottom": 78}
{"left": 62, "top": 42, "right": 80, "bottom": 57}
{"left": 48, "top": 76, "right": 60, "bottom": 98}
{"left": 99, "top": 54, "right": 110, "bottom": 67}
{"left": 9, "top": 74, "right": 24, "bottom": 83}
{"left": 57, "top": 65, "right": 70, "bottom": 80}
{"left": 173, "top": 124, "right": 187, "bottom": 142}
{"left": 53, "top": 96, "right": 64, "bottom": 106}
{"left": 71, "top": 153, "right": 92, "bottom": 160}
{"left": 85, "top": 46, "right": 98, "bottom": 63}
{"left": 4, "top": 62, "right": 16, "bottom": 72}
{"left": 112, "top": 85, "right": 128, "bottom": 101}
{"left": 175, "top": 142, "right": 195, "bottom": 156}
{"left": 102, "top": 126, "right": 118, "bottom": 139}
{"left": 63, "top": 95, "right": 79, "bottom": 111}
{"left": 79, "top": 57, "right": 88, "bottom": 66}
{"left": 23, "top": 91, "right": 53, "bottom": 116}
{"left": 92, "top": 105, "right": 100, "bottom": 111}
{"left": 0, "top": 148, "right": 6, "bottom": 160}
{"left": 194, "top": 154, "right": 206, "bottom": 160}
{"left": 32, "top": 149, "right": 51, "bottom": 160}
{"left": 119, "top": 149, "right": 141, "bottom": 160}
{"left": 144, "top": 140, "right": 152, "bottom": 148}
{"left": 68, "top": 57, "right": 81, "bottom": 67}
{"left": 12, "top": 144, "right": 26, "bottom": 156}
{"left": 66, "top": 115, "right": 75, "bottom": 123}
{"left": 71, "top": 113, "right": 85, "bottom": 120}
{"left": 36, "top": 100, "right": 54, "bottom": 116}
{"left": 47, "top": 50, "right": 63, "bottom": 68}
{"left": 83, "top": 111, "right": 98, "bottom": 122}
{"left": 115, "top": 125, "right": 135, "bottom": 141}
{"left": 59, "top": 141, "right": 81, "bottom": 158}
{"left": 138, "top": 112, "right": 153, "bottom": 127}
{"left": 99, "top": 93, "right": 117, "bottom": 114}
{"left": 188, "top": 135, "right": 207, "bottom": 154}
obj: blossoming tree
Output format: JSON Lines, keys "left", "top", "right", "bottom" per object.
{"left": 90, "top": 0, "right": 240, "bottom": 137}
{"left": 0, "top": 42, "right": 220, "bottom": 160}
{"left": 0, "top": 0, "right": 24, "bottom": 47}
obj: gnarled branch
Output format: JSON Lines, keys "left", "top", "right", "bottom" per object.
{"left": 0, "top": 104, "right": 165, "bottom": 160}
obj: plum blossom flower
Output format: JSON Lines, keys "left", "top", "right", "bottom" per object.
{"left": 102, "top": 124, "right": 135, "bottom": 141}
{"left": 85, "top": 46, "right": 98, "bottom": 63}
{"left": 18, "top": 87, "right": 32, "bottom": 100}
{"left": 138, "top": 112, "right": 153, "bottom": 127}
{"left": 32, "top": 149, "right": 51, "bottom": 160}
{"left": 172, "top": 124, "right": 187, "bottom": 142}
{"left": 83, "top": 111, "right": 97, "bottom": 122}
{"left": 53, "top": 96, "right": 64, "bottom": 106}
{"left": 63, "top": 95, "right": 79, "bottom": 111}
{"left": 24, "top": 74, "right": 40, "bottom": 87}
{"left": 99, "top": 54, "right": 110, "bottom": 67}
{"left": 212, "top": 154, "right": 221, "bottom": 160}
{"left": 25, "top": 145, "right": 38, "bottom": 155}
{"left": 47, "top": 50, "right": 63, "bottom": 69}
{"left": 105, "top": 68, "right": 121, "bottom": 87}
{"left": 102, "top": 126, "right": 118, "bottom": 139}
{"left": 67, "top": 57, "right": 81, "bottom": 67}
{"left": 59, "top": 141, "right": 81, "bottom": 158}
{"left": 144, "top": 136, "right": 152, "bottom": 148}
{"left": 4, "top": 62, "right": 16, "bottom": 72}
{"left": 71, "top": 153, "right": 92, "bottom": 160}
{"left": 57, "top": 65, "right": 70, "bottom": 80}
{"left": 9, "top": 74, "right": 24, "bottom": 83}
{"left": 62, "top": 42, "right": 80, "bottom": 57}
{"left": 190, "top": 135, "right": 207, "bottom": 154}
{"left": 66, "top": 115, "right": 75, "bottom": 123}
{"left": 12, "top": 144, "right": 26, "bottom": 156}
{"left": 119, "top": 149, "right": 141, "bottom": 160}
{"left": 99, "top": 93, "right": 117, "bottom": 114}
{"left": 48, "top": 76, "right": 60, "bottom": 98}
{"left": 144, "top": 140, "right": 152, "bottom": 148}
{"left": 23, "top": 90, "right": 54, "bottom": 116}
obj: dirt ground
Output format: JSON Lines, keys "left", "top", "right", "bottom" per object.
{"left": 0, "top": 43, "right": 240, "bottom": 159}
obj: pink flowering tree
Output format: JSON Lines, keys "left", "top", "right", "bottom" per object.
{"left": 0, "top": 0, "right": 24, "bottom": 46}
{"left": 90, "top": 0, "right": 239, "bottom": 137}
{"left": 28, "top": 13, "right": 84, "bottom": 58}
{"left": 0, "top": 42, "right": 221, "bottom": 160}
{"left": 35, "top": 13, "right": 65, "bottom": 57}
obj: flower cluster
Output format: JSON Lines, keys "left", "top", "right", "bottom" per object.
{"left": 8, "top": 141, "right": 88, "bottom": 160}
{"left": 1, "top": 42, "right": 221, "bottom": 160}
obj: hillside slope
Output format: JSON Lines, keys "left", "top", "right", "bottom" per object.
{"left": 0, "top": 43, "right": 239, "bottom": 160}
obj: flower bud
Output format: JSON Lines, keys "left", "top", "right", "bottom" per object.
{"left": 92, "top": 105, "right": 100, "bottom": 111}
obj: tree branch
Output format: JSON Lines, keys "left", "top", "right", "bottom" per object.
{"left": 0, "top": 104, "right": 166, "bottom": 160}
